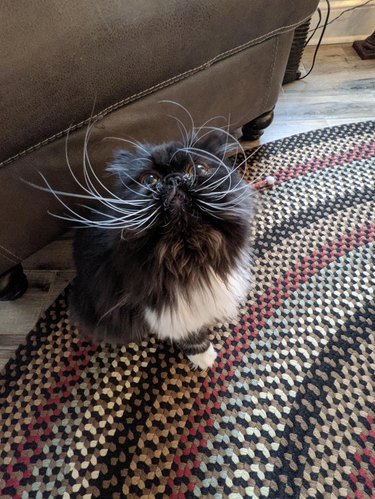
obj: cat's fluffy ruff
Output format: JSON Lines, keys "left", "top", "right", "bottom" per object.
{"left": 144, "top": 253, "right": 251, "bottom": 341}
{"left": 69, "top": 131, "right": 255, "bottom": 369}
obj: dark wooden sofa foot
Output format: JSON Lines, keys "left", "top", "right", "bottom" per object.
{"left": 0, "top": 264, "right": 28, "bottom": 301}
{"left": 241, "top": 108, "right": 275, "bottom": 141}
{"left": 353, "top": 31, "right": 375, "bottom": 60}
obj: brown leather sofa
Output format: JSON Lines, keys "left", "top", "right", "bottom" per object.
{"left": 0, "top": 0, "right": 318, "bottom": 299}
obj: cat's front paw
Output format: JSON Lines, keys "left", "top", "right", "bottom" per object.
{"left": 188, "top": 343, "right": 217, "bottom": 370}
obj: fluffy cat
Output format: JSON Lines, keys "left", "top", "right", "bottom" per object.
{"left": 68, "top": 128, "right": 255, "bottom": 369}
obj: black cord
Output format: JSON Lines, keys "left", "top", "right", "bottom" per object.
{"left": 305, "top": 7, "right": 322, "bottom": 47}
{"left": 298, "top": 0, "right": 331, "bottom": 80}
{"left": 308, "top": 0, "right": 374, "bottom": 33}
{"left": 297, "top": 0, "right": 373, "bottom": 79}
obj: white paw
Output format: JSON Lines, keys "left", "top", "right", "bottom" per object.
{"left": 187, "top": 343, "right": 217, "bottom": 370}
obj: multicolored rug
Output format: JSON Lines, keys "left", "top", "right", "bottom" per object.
{"left": 0, "top": 121, "right": 374, "bottom": 498}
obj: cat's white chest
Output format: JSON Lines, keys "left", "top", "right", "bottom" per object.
{"left": 144, "top": 257, "right": 251, "bottom": 341}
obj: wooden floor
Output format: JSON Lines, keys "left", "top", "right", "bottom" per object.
{"left": 0, "top": 44, "right": 374, "bottom": 370}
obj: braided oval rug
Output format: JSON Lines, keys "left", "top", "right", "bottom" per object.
{"left": 0, "top": 121, "right": 374, "bottom": 499}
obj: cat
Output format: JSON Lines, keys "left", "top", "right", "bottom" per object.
{"left": 68, "top": 127, "right": 255, "bottom": 370}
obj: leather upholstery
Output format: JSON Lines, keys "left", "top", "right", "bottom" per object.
{"left": 1, "top": 0, "right": 318, "bottom": 164}
{"left": 0, "top": 0, "right": 319, "bottom": 274}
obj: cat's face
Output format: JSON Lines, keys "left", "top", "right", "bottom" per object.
{"left": 107, "top": 131, "right": 253, "bottom": 238}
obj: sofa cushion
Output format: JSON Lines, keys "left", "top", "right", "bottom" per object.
{"left": 0, "top": 0, "right": 318, "bottom": 164}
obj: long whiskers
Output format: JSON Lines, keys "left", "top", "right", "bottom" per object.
{"left": 27, "top": 99, "right": 263, "bottom": 235}
{"left": 54, "top": 204, "right": 160, "bottom": 230}
{"left": 159, "top": 100, "right": 196, "bottom": 140}
{"left": 102, "top": 136, "right": 151, "bottom": 157}
{"left": 27, "top": 115, "right": 160, "bottom": 234}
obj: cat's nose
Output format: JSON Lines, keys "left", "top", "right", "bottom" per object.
{"left": 164, "top": 173, "right": 183, "bottom": 187}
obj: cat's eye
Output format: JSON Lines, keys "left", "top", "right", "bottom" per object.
{"left": 140, "top": 173, "right": 159, "bottom": 187}
{"left": 187, "top": 163, "right": 209, "bottom": 176}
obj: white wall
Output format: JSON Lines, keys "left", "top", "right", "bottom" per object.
{"left": 309, "top": 0, "right": 375, "bottom": 45}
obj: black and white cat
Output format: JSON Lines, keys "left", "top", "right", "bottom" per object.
{"left": 68, "top": 128, "right": 255, "bottom": 369}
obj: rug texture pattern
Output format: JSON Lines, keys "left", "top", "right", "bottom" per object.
{"left": 0, "top": 121, "right": 374, "bottom": 498}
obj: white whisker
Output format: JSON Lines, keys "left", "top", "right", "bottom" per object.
{"left": 177, "top": 145, "right": 234, "bottom": 193}
{"left": 194, "top": 146, "right": 261, "bottom": 194}
{"left": 166, "top": 114, "right": 190, "bottom": 147}
{"left": 79, "top": 202, "right": 158, "bottom": 221}
{"left": 63, "top": 121, "right": 150, "bottom": 213}
{"left": 179, "top": 147, "right": 229, "bottom": 170}
{"left": 198, "top": 183, "right": 252, "bottom": 200}
{"left": 191, "top": 124, "right": 240, "bottom": 181}
{"left": 23, "top": 180, "right": 150, "bottom": 207}
{"left": 33, "top": 172, "right": 109, "bottom": 226}
{"left": 98, "top": 295, "right": 129, "bottom": 323}
{"left": 194, "top": 126, "right": 259, "bottom": 187}
{"left": 82, "top": 125, "right": 157, "bottom": 213}
{"left": 64, "top": 127, "right": 95, "bottom": 198}
{"left": 121, "top": 208, "right": 161, "bottom": 237}
{"left": 117, "top": 177, "right": 151, "bottom": 199}
{"left": 197, "top": 194, "right": 249, "bottom": 210}
{"left": 159, "top": 100, "right": 195, "bottom": 136}
{"left": 53, "top": 204, "right": 160, "bottom": 230}
{"left": 194, "top": 204, "right": 222, "bottom": 219}
{"left": 36, "top": 165, "right": 158, "bottom": 230}
{"left": 82, "top": 124, "right": 118, "bottom": 201}
{"left": 102, "top": 136, "right": 151, "bottom": 156}
{"left": 189, "top": 115, "right": 229, "bottom": 149}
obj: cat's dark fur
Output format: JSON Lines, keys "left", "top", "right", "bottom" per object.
{"left": 69, "top": 130, "right": 255, "bottom": 369}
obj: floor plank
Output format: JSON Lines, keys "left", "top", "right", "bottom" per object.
{"left": 0, "top": 43, "right": 374, "bottom": 369}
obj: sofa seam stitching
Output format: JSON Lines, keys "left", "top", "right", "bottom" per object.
{"left": 263, "top": 34, "right": 279, "bottom": 112}
{"left": 0, "top": 244, "right": 20, "bottom": 264}
{"left": 0, "top": 15, "right": 313, "bottom": 168}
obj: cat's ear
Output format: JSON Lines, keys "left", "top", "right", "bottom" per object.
{"left": 195, "top": 130, "right": 237, "bottom": 157}
{"left": 106, "top": 150, "right": 136, "bottom": 175}
{"left": 113, "top": 149, "right": 136, "bottom": 163}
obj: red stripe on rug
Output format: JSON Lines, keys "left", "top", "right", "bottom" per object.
{"left": 168, "top": 224, "right": 374, "bottom": 495}
{"left": 2, "top": 226, "right": 373, "bottom": 497}
{"left": 1, "top": 342, "right": 98, "bottom": 496}
{"left": 274, "top": 140, "right": 374, "bottom": 185}
{"left": 347, "top": 407, "right": 375, "bottom": 498}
